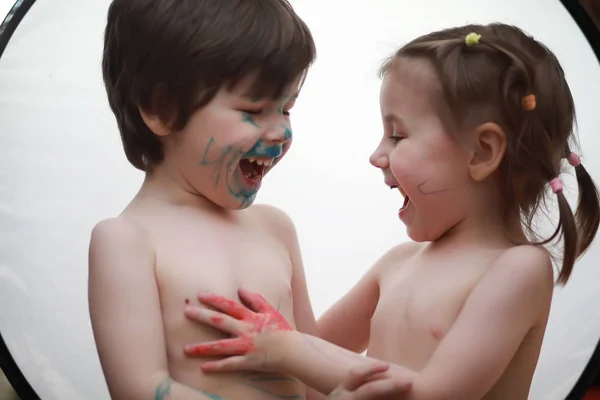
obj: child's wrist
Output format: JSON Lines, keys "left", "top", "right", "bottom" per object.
{"left": 267, "top": 329, "right": 298, "bottom": 373}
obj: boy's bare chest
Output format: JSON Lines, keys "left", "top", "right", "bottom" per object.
{"left": 130, "top": 211, "right": 302, "bottom": 398}
{"left": 153, "top": 219, "right": 292, "bottom": 309}
{"left": 133, "top": 212, "right": 295, "bottom": 327}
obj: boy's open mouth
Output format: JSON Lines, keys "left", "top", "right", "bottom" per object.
{"left": 238, "top": 157, "right": 275, "bottom": 184}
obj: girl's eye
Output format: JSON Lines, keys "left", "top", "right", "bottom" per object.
{"left": 389, "top": 135, "right": 404, "bottom": 143}
{"left": 282, "top": 110, "right": 291, "bottom": 116}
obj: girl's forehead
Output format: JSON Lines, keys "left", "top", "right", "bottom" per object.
{"left": 380, "top": 68, "right": 442, "bottom": 119}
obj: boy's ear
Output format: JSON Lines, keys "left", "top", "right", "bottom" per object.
{"left": 139, "top": 106, "right": 172, "bottom": 137}
{"left": 467, "top": 122, "right": 507, "bottom": 181}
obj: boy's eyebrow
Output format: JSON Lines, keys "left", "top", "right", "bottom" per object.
{"left": 243, "top": 91, "right": 299, "bottom": 103}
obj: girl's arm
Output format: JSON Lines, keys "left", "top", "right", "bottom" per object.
{"left": 317, "top": 242, "right": 420, "bottom": 353}
{"left": 275, "top": 245, "right": 553, "bottom": 399}
{"left": 184, "top": 245, "right": 553, "bottom": 400}
{"left": 255, "top": 204, "right": 325, "bottom": 400}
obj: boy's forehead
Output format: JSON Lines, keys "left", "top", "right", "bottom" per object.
{"left": 227, "top": 72, "right": 301, "bottom": 101}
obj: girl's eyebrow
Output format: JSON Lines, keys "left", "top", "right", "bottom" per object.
{"left": 383, "top": 112, "right": 409, "bottom": 131}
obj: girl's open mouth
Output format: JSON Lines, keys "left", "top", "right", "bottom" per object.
{"left": 400, "top": 194, "right": 410, "bottom": 211}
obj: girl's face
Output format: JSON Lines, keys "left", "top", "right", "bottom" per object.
{"left": 369, "top": 58, "right": 474, "bottom": 242}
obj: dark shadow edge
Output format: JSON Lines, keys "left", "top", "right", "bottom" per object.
{"left": 0, "top": 0, "right": 597, "bottom": 399}
{"left": 558, "top": 0, "right": 600, "bottom": 65}
{"left": 558, "top": 1, "right": 600, "bottom": 397}
{"left": 0, "top": 330, "right": 40, "bottom": 400}
{"left": 0, "top": 1, "right": 41, "bottom": 397}
{"left": 0, "top": 0, "right": 35, "bottom": 58}
{"left": 560, "top": 0, "right": 600, "bottom": 400}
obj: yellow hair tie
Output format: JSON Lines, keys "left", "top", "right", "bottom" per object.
{"left": 465, "top": 32, "right": 481, "bottom": 46}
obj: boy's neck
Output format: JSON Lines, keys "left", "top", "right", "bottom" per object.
{"left": 135, "top": 165, "right": 229, "bottom": 213}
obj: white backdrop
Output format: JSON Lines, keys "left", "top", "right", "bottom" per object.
{"left": 0, "top": 0, "right": 598, "bottom": 399}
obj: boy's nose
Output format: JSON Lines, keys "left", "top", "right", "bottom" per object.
{"left": 264, "top": 126, "right": 291, "bottom": 143}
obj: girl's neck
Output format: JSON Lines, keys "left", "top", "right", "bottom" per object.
{"left": 430, "top": 203, "right": 527, "bottom": 253}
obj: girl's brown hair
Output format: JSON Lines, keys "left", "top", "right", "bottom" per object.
{"left": 380, "top": 23, "right": 599, "bottom": 285}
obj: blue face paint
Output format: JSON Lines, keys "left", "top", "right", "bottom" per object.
{"left": 199, "top": 137, "right": 259, "bottom": 209}
{"left": 245, "top": 140, "right": 283, "bottom": 159}
{"left": 241, "top": 112, "right": 260, "bottom": 128}
{"left": 283, "top": 126, "right": 292, "bottom": 140}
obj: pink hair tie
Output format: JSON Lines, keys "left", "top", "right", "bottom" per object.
{"left": 550, "top": 177, "right": 563, "bottom": 194}
{"left": 567, "top": 152, "right": 581, "bottom": 167}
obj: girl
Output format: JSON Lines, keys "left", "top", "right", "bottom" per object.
{"left": 180, "top": 23, "right": 600, "bottom": 399}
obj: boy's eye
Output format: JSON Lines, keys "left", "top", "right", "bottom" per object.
{"left": 242, "top": 110, "right": 262, "bottom": 115}
{"left": 389, "top": 135, "right": 404, "bottom": 142}
{"left": 282, "top": 110, "right": 291, "bottom": 116}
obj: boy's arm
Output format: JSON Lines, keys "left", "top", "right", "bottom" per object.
{"left": 275, "top": 245, "right": 554, "bottom": 399}
{"left": 317, "top": 243, "right": 418, "bottom": 353}
{"left": 88, "top": 218, "right": 224, "bottom": 400}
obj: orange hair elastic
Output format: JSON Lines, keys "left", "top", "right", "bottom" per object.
{"left": 523, "top": 94, "right": 536, "bottom": 111}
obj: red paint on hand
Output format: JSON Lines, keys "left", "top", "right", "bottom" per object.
{"left": 185, "top": 290, "right": 292, "bottom": 357}
{"left": 186, "top": 338, "right": 254, "bottom": 356}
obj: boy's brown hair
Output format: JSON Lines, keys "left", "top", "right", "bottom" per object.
{"left": 380, "top": 23, "right": 600, "bottom": 284}
{"left": 102, "top": 0, "right": 316, "bottom": 171}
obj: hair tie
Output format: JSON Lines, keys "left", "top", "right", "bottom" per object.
{"left": 465, "top": 32, "right": 481, "bottom": 46}
{"left": 567, "top": 152, "right": 581, "bottom": 167}
{"left": 523, "top": 94, "right": 536, "bottom": 111}
{"left": 550, "top": 177, "right": 563, "bottom": 194}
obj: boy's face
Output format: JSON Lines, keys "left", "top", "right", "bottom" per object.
{"left": 160, "top": 75, "right": 298, "bottom": 210}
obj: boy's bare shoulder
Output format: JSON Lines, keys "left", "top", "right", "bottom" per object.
{"left": 89, "top": 216, "right": 154, "bottom": 271}
{"left": 248, "top": 203, "right": 298, "bottom": 238}
{"left": 90, "top": 216, "right": 150, "bottom": 244}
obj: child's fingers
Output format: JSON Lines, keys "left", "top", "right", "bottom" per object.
{"left": 342, "top": 363, "right": 390, "bottom": 391}
{"left": 238, "top": 287, "right": 272, "bottom": 313}
{"left": 197, "top": 293, "right": 252, "bottom": 320}
{"left": 361, "top": 370, "right": 390, "bottom": 384}
{"left": 184, "top": 338, "right": 251, "bottom": 357}
{"left": 201, "top": 355, "right": 250, "bottom": 373}
{"left": 184, "top": 306, "right": 239, "bottom": 333}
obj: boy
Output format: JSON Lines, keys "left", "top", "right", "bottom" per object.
{"left": 87, "top": 1, "right": 323, "bottom": 399}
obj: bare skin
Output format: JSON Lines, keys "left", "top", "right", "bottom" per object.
{"left": 180, "top": 50, "right": 556, "bottom": 400}
{"left": 88, "top": 190, "right": 321, "bottom": 400}
{"left": 183, "top": 235, "right": 554, "bottom": 400}
{"left": 317, "top": 240, "right": 553, "bottom": 400}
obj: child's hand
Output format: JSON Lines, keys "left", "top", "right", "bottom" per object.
{"left": 183, "top": 287, "right": 291, "bottom": 373}
{"left": 327, "top": 363, "right": 412, "bottom": 400}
